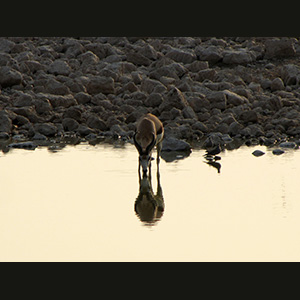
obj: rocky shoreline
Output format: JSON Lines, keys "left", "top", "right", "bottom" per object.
{"left": 1, "top": 37, "right": 300, "bottom": 153}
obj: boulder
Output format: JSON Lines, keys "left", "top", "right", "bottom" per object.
{"left": 165, "top": 48, "right": 197, "bottom": 64}
{"left": 223, "top": 90, "right": 248, "bottom": 106}
{"left": 62, "top": 118, "right": 79, "bottom": 131}
{"left": 126, "top": 51, "right": 151, "bottom": 66}
{"left": 239, "top": 110, "right": 258, "bottom": 124}
{"left": 141, "top": 78, "right": 166, "bottom": 94}
{"left": 86, "top": 115, "right": 108, "bottom": 131}
{"left": 34, "top": 123, "right": 58, "bottom": 136}
{"left": 162, "top": 136, "right": 191, "bottom": 152}
{"left": 195, "top": 45, "right": 223, "bottom": 63}
{"left": 270, "top": 77, "right": 285, "bottom": 91}
{"left": 0, "top": 66, "right": 22, "bottom": 88}
{"left": 144, "top": 93, "right": 164, "bottom": 107}
{"left": 264, "top": 38, "right": 296, "bottom": 59}
{"left": 48, "top": 60, "right": 71, "bottom": 76}
{"left": 223, "top": 49, "right": 256, "bottom": 64}
{"left": 280, "top": 64, "right": 300, "bottom": 86}
{"left": 0, "top": 110, "right": 12, "bottom": 133}
{"left": 45, "top": 78, "right": 70, "bottom": 95}
{"left": 86, "top": 76, "right": 115, "bottom": 95}
{"left": 159, "top": 86, "right": 188, "bottom": 112}
{"left": 207, "top": 91, "right": 227, "bottom": 110}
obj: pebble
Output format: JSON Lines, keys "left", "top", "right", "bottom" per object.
{"left": 252, "top": 150, "right": 265, "bottom": 157}
{"left": 272, "top": 149, "right": 285, "bottom": 155}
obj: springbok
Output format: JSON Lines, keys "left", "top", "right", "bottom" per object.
{"left": 133, "top": 113, "right": 164, "bottom": 175}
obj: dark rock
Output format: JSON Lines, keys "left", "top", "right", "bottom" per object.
{"left": 0, "top": 110, "right": 12, "bottom": 132}
{"left": 270, "top": 77, "right": 285, "bottom": 91}
{"left": 252, "top": 150, "right": 265, "bottom": 157}
{"left": 34, "top": 98, "right": 53, "bottom": 114}
{"left": 144, "top": 93, "right": 164, "bottom": 107}
{"left": 0, "top": 66, "right": 22, "bottom": 88}
{"left": 203, "top": 132, "right": 226, "bottom": 148}
{"left": 182, "top": 106, "right": 197, "bottom": 119}
{"left": 63, "top": 107, "right": 82, "bottom": 122}
{"left": 32, "top": 132, "right": 47, "bottom": 140}
{"left": 264, "top": 38, "right": 296, "bottom": 59}
{"left": 159, "top": 86, "right": 188, "bottom": 112}
{"left": 13, "top": 115, "right": 30, "bottom": 126}
{"left": 239, "top": 110, "right": 258, "bottom": 124}
{"left": 76, "top": 125, "right": 95, "bottom": 136}
{"left": 125, "top": 111, "right": 145, "bottom": 124}
{"left": 48, "top": 60, "right": 71, "bottom": 76}
{"left": 188, "top": 96, "right": 210, "bottom": 112}
{"left": 74, "top": 92, "right": 92, "bottom": 104}
{"left": 223, "top": 90, "right": 248, "bottom": 106}
{"left": 86, "top": 115, "right": 108, "bottom": 131}
{"left": 162, "top": 136, "right": 191, "bottom": 152}
{"left": 166, "top": 48, "right": 197, "bottom": 64}
{"left": 195, "top": 68, "right": 217, "bottom": 82}
{"left": 141, "top": 78, "right": 166, "bottom": 94}
{"left": 195, "top": 45, "right": 223, "bottom": 63}
{"left": 150, "top": 62, "right": 187, "bottom": 80}
{"left": 34, "top": 123, "right": 58, "bottom": 136}
{"left": 191, "top": 121, "right": 208, "bottom": 133}
{"left": 86, "top": 76, "right": 115, "bottom": 95}
{"left": 62, "top": 118, "right": 79, "bottom": 131}
{"left": 228, "top": 121, "right": 244, "bottom": 136}
{"left": 126, "top": 51, "right": 152, "bottom": 66}
{"left": 186, "top": 61, "right": 209, "bottom": 72}
{"left": 207, "top": 91, "right": 227, "bottom": 110}
{"left": 46, "top": 78, "right": 70, "bottom": 95}
{"left": 272, "top": 149, "right": 285, "bottom": 155}
{"left": 8, "top": 141, "right": 37, "bottom": 150}
{"left": 12, "top": 107, "right": 40, "bottom": 123}
{"left": 14, "top": 93, "right": 33, "bottom": 107}
{"left": 223, "top": 49, "right": 256, "bottom": 64}
{"left": 47, "top": 94, "right": 77, "bottom": 108}
{"left": 279, "top": 141, "right": 297, "bottom": 148}
{"left": 280, "top": 64, "right": 300, "bottom": 86}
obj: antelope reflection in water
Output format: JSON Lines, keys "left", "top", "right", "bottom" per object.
{"left": 134, "top": 166, "right": 164, "bottom": 226}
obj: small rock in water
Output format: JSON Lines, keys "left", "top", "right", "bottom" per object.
{"left": 272, "top": 149, "right": 285, "bottom": 155}
{"left": 279, "top": 142, "right": 297, "bottom": 149}
{"left": 252, "top": 150, "right": 265, "bottom": 157}
{"left": 8, "top": 141, "right": 37, "bottom": 150}
{"left": 162, "top": 137, "right": 191, "bottom": 152}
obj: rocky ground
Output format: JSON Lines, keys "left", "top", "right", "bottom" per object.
{"left": 1, "top": 37, "right": 300, "bottom": 153}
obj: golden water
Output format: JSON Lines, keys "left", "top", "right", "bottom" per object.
{"left": 0, "top": 143, "right": 299, "bottom": 261}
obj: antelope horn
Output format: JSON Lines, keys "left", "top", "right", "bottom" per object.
{"left": 133, "top": 132, "right": 143, "bottom": 155}
{"left": 146, "top": 134, "right": 156, "bottom": 154}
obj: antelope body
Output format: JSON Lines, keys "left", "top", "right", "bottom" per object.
{"left": 133, "top": 113, "right": 164, "bottom": 175}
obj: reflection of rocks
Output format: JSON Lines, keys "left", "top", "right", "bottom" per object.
{"left": 160, "top": 150, "right": 191, "bottom": 163}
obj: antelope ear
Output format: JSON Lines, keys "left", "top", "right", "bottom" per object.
{"left": 146, "top": 134, "right": 156, "bottom": 153}
{"left": 133, "top": 132, "right": 143, "bottom": 154}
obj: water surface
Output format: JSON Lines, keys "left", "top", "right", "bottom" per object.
{"left": 0, "top": 142, "right": 299, "bottom": 261}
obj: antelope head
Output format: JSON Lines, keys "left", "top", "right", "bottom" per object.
{"left": 133, "top": 130, "right": 156, "bottom": 174}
